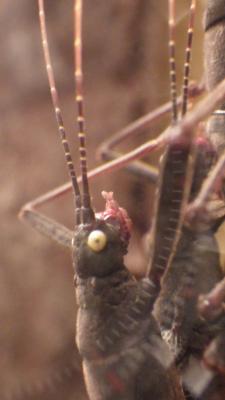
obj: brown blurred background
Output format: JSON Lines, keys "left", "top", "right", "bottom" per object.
{"left": 0, "top": 1, "right": 204, "bottom": 399}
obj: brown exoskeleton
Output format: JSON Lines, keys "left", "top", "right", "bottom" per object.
{"left": 19, "top": 1, "right": 225, "bottom": 399}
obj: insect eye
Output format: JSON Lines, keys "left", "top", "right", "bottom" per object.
{"left": 87, "top": 230, "right": 107, "bottom": 252}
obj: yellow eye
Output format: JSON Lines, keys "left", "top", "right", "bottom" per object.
{"left": 87, "top": 230, "right": 107, "bottom": 252}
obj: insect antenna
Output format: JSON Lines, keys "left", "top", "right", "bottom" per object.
{"left": 38, "top": 0, "right": 82, "bottom": 225}
{"left": 38, "top": 0, "right": 95, "bottom": 225}
{"left": 74, "top": 0, "right": 95, "bottom": 224}
{"left": 168, "top": 0, "right": 178, "bottom": 123}
{"left": 181, "top": 0, "right": 196, "bottom": 117}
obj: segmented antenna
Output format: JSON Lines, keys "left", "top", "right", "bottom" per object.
{"left": 168, "top": 0, "right": 178, "bottom": 123}
{"left": 74, "top": 0, "right": 94, "bottom": 223}
{"left": 181, "top": 0, "right": 196, "bottom": 116}
{"left": 38, "top": 0, "right": 81, "bottom": 225}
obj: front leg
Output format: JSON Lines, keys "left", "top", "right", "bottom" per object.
{"left": 20, "top": 202, "right": 73, "bottom": 248}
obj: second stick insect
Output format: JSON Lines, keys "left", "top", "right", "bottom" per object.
{"left": 20, "top": 1, "right": 225, "bottom": 399}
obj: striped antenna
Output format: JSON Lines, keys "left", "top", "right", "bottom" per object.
{"left": 74, "top": 0, "right": 94, "bottom": 223}
{"left": 181, "top": 0, "right": 196, "bottom": 116}
{"left": 168, "top": 0, "right": 178, "bottom": 123}
{"left": 38, "top": 0, "right": 82, "bottom": 225}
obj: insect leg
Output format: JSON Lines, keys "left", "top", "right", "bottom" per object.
{"left": 20, "top": 78, "right": 225, "bottom": 248}
{"left": 198, "top": 265, "right": 225, "bottom": 379}
{"left": 20, "top": 81, "right": 225, "bottom": 253}
{"left": 19, "top": 129, "right": 166, "bottom": 245}
{"left": 198, "top": 275, "right": 225, "bottom": 321}
{"left": 146, "top": 0, "right": 197, "bottom": 289}
{"left": 19, "top": 205, "right": 73, "bottom": 248}
{"left": 186, "top": 149, "right": 225, "bottom": 225}
{"left": 97, "top": 82, "right": 204, "bottom": 163}
{"left": 151, "top": 1, "right": 225, "bottom": 371}
{"left": 158, "top": 2, "right": 225, "bottom": 396}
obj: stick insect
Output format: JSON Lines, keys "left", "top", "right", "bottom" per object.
{"left": 19, "top": 0, "right": 225, "bottom": 399}
{"left": 153, "top": 1, "right": 225, "bottom": 398}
